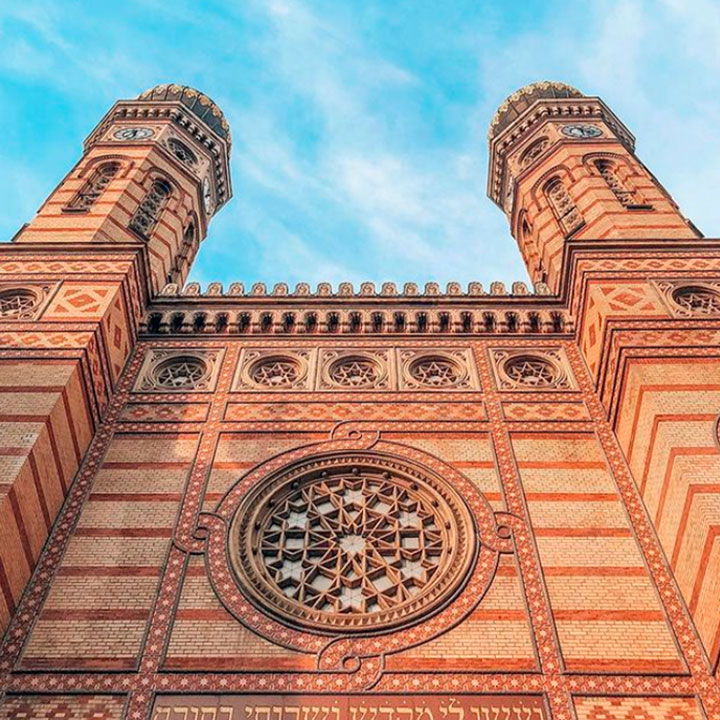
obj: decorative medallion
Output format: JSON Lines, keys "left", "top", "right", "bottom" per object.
{"left": 490, "top": 348, "right": 573, "bottom": 390}
{"left": 135, "top": 348, "right": 223, "bottom": 392}
{"left": 0, "top": 284, "right": 54, "bottom": 321}
{"left": 202, "top": 429, "right": 511, "bottom": 686}
{"left": 319, "top": 350, "right": 390, "bottom": 390}
{"left": 399, "top": 349, "right": 479, "bottom": 390}
{"left": 233, "top": 349, "right": 312, "bottom": 391}
{"left": 654, "top": 280, "right": 720, "bottom": 317}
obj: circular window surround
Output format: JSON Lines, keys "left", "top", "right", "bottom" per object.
{"left": 245, "top": 353, "right": 307, "bottom": 389}
{"left": 204, "top": 433, "right": 506, "bottom": 662}
{"left": 150, "top": 354, "right": 211, "bottom": 390}
{"left": 405, "top": 352, "right": 468, "bottom": 388}
{"left": 228, "top": 451, "right": 477, "bottom": 635}
{"left": 670, "top": 283, "right": 720, "bottom": 315}
{"left": 323, "top": 352, "right": 387, "bottom": 389}
{"left": 498, "top": 351, "right": 565, "bottom": 390}
{"left": 0, "top": 287, "right": 44, "bottom": 319}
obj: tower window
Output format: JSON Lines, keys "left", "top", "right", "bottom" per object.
{"left": 65, "top": 161, "right": 119, "bottom": 212}
{"left": 594, "top": 159, "right": 649, "bottom": 209}
{"left": 544, "top": 177, "right": 584, "bottom": 236}
{"left": 129, "top": 178, "right": 172, "bottom": 239}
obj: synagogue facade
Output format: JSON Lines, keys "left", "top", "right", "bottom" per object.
{"left": 0, "top": 81, "right": 719, "bottom": 720}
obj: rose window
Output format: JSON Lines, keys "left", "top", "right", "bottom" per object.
{"left": 152, "top": 355, "right": 209, "bottom": 389}
{"left": 249, "top": 356, "right": 302, "bottom": 388}
{"left": 0, "top": 289, "right": 40, "bottom": 319}
{"left": 672, "top": 286, "right": 720, "bottom": 315}
{"left": 229, "top": 453, "right": 475, "bottom": 633}
{"left": 328, "top": 356, "right": 381, "bottom": 388}
{"left": 503, "top": 354, "right": 559, "bottom": 388}
{"left": 409, "top": 355, "right": 464, "bottom": 387}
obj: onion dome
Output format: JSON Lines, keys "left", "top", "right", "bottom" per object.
{"left": 138, "top": 84, "right": 231, "bottom": 144}
{"left": 488, "top": 81, "right": 583, "bottom": 139}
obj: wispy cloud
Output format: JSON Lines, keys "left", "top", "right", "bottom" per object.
{"left": 1, "top": 0, "right": 718, "bottom": 288}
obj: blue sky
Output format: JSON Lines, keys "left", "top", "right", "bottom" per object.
{"left": 1, "top": 0, "right": 719, "bottom": 290}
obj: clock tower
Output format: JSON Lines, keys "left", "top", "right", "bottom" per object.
{"left": 15, "top": 84, "right": 232, "bottom": 292}
{"left": 487, "top": 81, "right": 700, "bottom": 293}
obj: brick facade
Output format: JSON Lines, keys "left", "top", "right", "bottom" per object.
{"left": 1, "top": 81, "right": 719, "bottom": 720}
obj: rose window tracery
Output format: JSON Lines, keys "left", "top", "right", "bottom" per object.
{"left": 328, "top": 356, "right": 381, "bottom": 388}
{"left": 249, "top": 356, "right": 302, "bottom": 388}
{"left": 0, "top": 289, "right": 41, "bottom": 319}
{"left": 229, "top": 453, "right": 476, "bottom": 633}
{"left": 152, "top": 355, "right": 209, "bottom": 389}
{"left": 408, "top": 355, "right": 464, "bottom": 387}
{"left": 671, "top": 286, "right": 720, "bottom": 315}
{"left": 503, "top": 354, "right": 560, "bottom": 388}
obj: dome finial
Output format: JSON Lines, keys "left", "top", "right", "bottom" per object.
{"left": 488, "top": 81, "right": 583, "bottom": 140}
{"left": 138, "top": 83, "right": 231, "bottom": 145}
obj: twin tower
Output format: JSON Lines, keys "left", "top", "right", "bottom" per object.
{"left": 12, "top": 80, "right": 701, "bottom": 296}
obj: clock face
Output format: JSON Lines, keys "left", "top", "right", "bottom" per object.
{"left": 113, "top": 126, "right": 154, "bottom": 141}
{"left": 202, "top": 176, "right": 214, "bottom": 215}
{"left": 560, "top": 124, "right": 603, "bottom": 139}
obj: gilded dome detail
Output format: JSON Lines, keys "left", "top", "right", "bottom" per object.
{"left": 488, "top": 81, "right": 583, "bottom": 139}
{"left": 138, "top": 83, "right": 231, "bottom": 144}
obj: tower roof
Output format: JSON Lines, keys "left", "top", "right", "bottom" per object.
{"left": 488, "top": 81, "right": 583, "bottom": 139}
{"left": 138, "top": 84, "right": 231, "bottom": 144}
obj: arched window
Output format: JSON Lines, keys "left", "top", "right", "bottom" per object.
{"left": 544, "top": 177, "right": 583, "bottom": 236}
{"left": 129, "top": 178, "right": 172, "bottom": 239}
{"left": 65, "top": 161, "right": 119, "bottom": 211}
{"left": 594, "top": 159, "right": 638, "bottom": 207}
{"left": 170, "top": 221, "right": 197, "bottom": 282}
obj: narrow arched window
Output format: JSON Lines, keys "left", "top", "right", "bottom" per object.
{"left": 129, "top": 178, "right": 172, "bottom": 239}
{"left": 65, "top": 161, "right": 119, "bottom": 211}
{"left": 170, "top": 221, "right": 197, "bottom": 282}
{"left": 544, "top": 177, "right": 583, "bottom": 236}
{"left": 594, "top": 159, "right": 643, "bottom": 208}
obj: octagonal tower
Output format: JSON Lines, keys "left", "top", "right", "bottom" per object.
{"left": 487, "top": 81, "right": 700, "bottom": 292}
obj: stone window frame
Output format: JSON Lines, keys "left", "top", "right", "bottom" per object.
{"left": 398, "top": 348, "right": 480, "bottom": 391}
{"left": 489, "top": 347, "right": 575, "bottom": 391}
{"left": 653, "top": 278, "right": 720, "bottom": 318}
{"left": 232, "top": 348, "right": 315, "bottom": 391}
{"left": 0, "top": 283, "right": 58, "bottom": 321}
{"left": 134, "top": 347, "right": 224, "bottom": 393}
